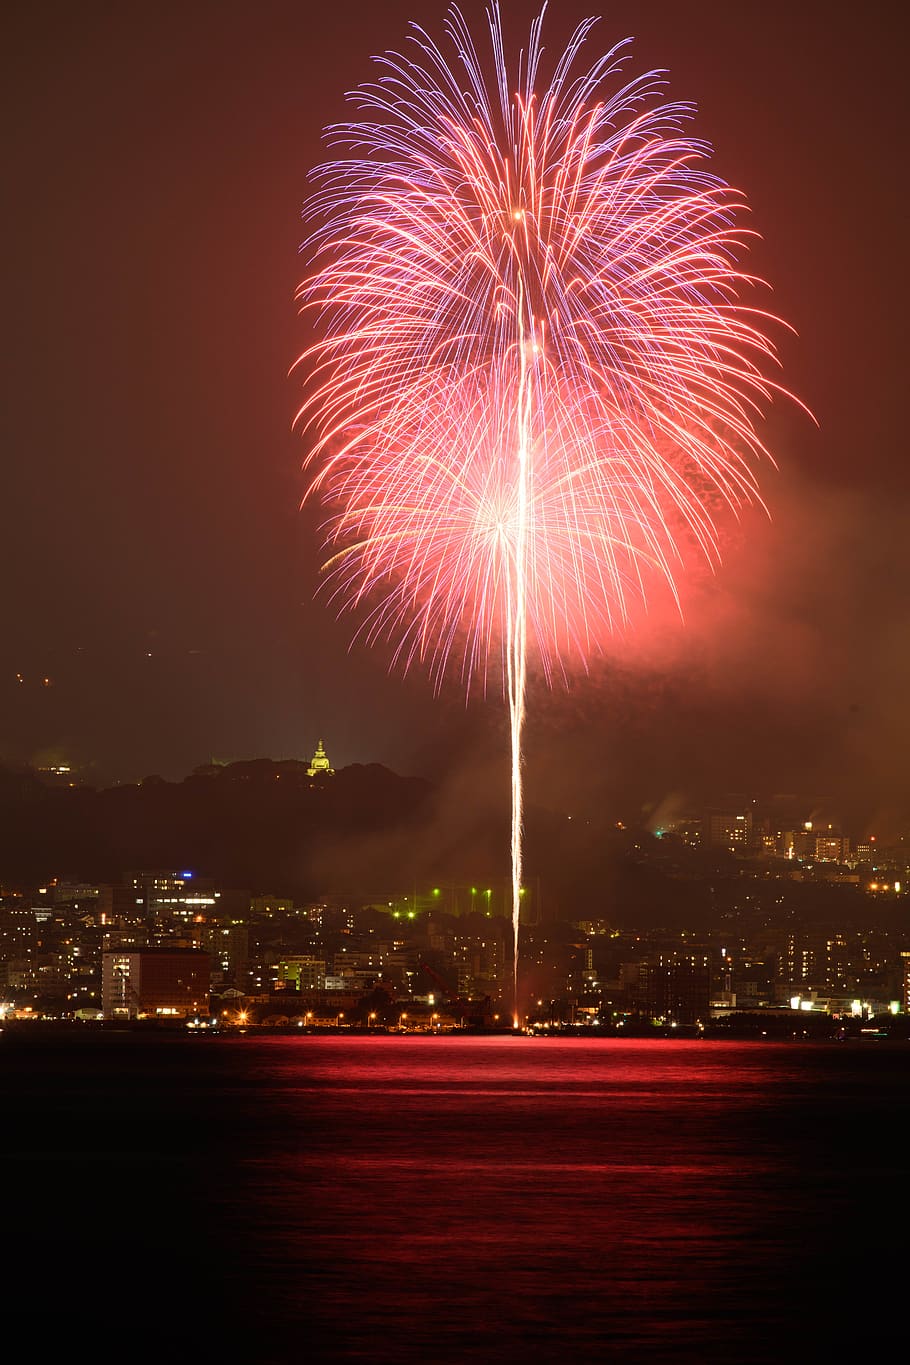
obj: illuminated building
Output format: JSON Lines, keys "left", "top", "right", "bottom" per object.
{"left": 35, "top": 762, "right": 82, "bottom": 788}
{"left": 815, "top": 832, "right": 849, "bottom": 862}
{"left": 454, "top": 935, "right": 505, "bottom": 999}
{"left": 307, "top": 739, "right": 334, "bottom": 778}
{"left": 707, "top": 810, "right": 752, "bottom": 852}
{"left": 781, "top": 828, "right": 815, "bottom": 859}
{"left": 101, "top": 947, "right": 210, "bottom": 1019}
{"left": 126, "top": 870, "right": 220, "bottom": 928}
{"left": 667, "top": 817, "right": 702, "bottom": 848}
{"left": 638, "top": 955, "right": 710, "bottom": 1026}
{"left": 901, "top": 952, "right": 910, "bottom": 1014}
{"left": 276, "top": 955, "right": 326, "bottom": 991}
{"left": 51, "top": 881, "right": 114, "bottom": 914}
{"left": 250, "top": 895, "right": 295, "bottom": 918}
{"left": 781, "top": 931, "right": 850, "bottom": 994}
{"left": 191, "top": 922, "right": 249, "bottom": 986}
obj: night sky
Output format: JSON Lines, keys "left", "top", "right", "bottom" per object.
{"left": 3, "top": 1, "right": 906, "bottom": 828}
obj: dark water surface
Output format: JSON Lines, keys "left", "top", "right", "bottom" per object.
{"left": 3, "top": 1034, "right": 907, "bottom": 1361}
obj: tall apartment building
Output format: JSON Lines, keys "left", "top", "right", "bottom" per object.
{"left": 707, "top": 810, "right": 752, "bottom": 853}
{"left": 102, "top": 947, "right": 210, "bottom": 1019}
{"left": 637, "top": 955, "right": 711, "bottom": 1026}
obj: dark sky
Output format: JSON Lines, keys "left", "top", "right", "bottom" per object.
{"left": 3, "top": 1, "right": 907, "bottom": 827}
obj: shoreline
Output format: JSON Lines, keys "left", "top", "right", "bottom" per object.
{"left": 2, "top": 1019, "right": 906, "bottom": 1044}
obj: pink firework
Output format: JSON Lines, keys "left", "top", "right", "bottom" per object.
{"left": 296, "top": 4, "right": 801, "bottom": 1014}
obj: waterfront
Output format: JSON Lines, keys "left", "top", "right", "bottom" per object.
{"left": 3, "top": 1034, "right": 906, "bottom": 1361}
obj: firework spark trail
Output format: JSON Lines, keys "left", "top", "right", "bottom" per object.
{"left": 508, "top": 276, "right": 531, "bottom": 1018}
{"left": 296, "top": 4, "right": 805, "bottom": 1020}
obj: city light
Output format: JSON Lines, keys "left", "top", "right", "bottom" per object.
{"left": 2, "top": 810, "right": 908, "bottom": 1037}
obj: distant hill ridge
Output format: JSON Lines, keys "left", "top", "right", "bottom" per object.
{"left": 0, "top": 759, "right": 439, "bottom": 893}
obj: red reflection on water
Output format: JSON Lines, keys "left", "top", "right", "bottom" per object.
{"left": 251, "top": 1034, "right": 799, "bottom": 1091}
{"left": 232, "top": 1038, "right": 815, "bottom": 1362}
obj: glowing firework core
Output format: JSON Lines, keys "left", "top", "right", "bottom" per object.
{"left": 297, "top": 5, "right": 798, "bottom": 1016}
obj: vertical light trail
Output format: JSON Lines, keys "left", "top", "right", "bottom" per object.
{"left": 508, "top": 273, "right": 531, "bottom": 1022}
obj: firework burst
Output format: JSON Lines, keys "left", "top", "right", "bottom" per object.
{"left": 296, "top": 4, "right": 802, "bottom": 1013}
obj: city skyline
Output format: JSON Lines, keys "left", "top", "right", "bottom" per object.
{"left": 3, "top": 0, "right": 907, "bottom": 820}
{"left": 5, "top": 830, "right": 910, "bottom": 1031}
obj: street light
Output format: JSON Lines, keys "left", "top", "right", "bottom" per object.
{"left": 399, "top": 1012, "right": 408, "bottom": 1031}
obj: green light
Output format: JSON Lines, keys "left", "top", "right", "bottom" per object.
{"left": 408, "top": 911, "right": 415, "bottom": 919}
{"left": 433, "top": 888, "right": 440, "bottom": 896}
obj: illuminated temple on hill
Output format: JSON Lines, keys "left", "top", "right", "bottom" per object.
{"left": 307, "top": 739, "right": 334, "bottom": 778}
